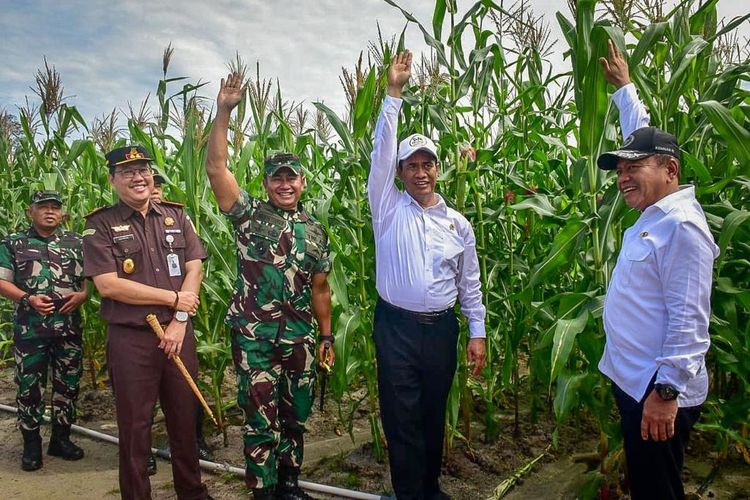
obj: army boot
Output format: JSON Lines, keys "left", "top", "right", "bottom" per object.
{"left": 251, "top": 486, "right": 276, "bottom": 500}
{"left": 197, "top": 435, "right": 214, "bottom": 462}
{"left": 277, "top": 466, "right": 315, "bottom": 500}
{"left": 47, "top": 423, "right": 84, "bottom": 460}
{"left": 21, "top": 428, "right": 43, "bottom": 471}
{"left": 146, "top": 452, "right": 157, "bottom": 475}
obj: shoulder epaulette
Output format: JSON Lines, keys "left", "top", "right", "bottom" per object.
{"left": 84, "top": 206, "right": 110, "bottom": 218}
{"left": 160, "top": 200, "right": 184, "bottom": 208}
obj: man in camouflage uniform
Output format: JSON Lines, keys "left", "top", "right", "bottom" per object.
{"left": 0, "top": 190, "right": 88, "bottom": 471}
{"left": 205, "top": 72, "right": 335, "bottom": 500}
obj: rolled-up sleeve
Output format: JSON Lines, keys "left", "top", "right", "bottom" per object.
{"left": 0, "top": 239, "right": 14, "bottom": 282}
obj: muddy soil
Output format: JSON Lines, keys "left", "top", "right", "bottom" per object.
{"left": 0, "top": 365, "right": 748, "bottom": 499}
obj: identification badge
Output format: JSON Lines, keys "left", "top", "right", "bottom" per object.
{"left": 167, "top": 253, "right": 181, "bottom": 277}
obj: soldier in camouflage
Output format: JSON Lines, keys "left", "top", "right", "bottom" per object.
{"left": 0, "top": 190, "right": 88, "bottom": 471}
{"left": 205, "top": 72, "right": 335, "bottom": 500}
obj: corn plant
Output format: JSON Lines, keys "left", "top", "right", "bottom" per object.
{"left": 0, "top": 2, "right": 748, "bottom": 487}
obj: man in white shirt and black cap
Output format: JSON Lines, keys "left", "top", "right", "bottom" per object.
{"left": 598, "top": 42, "right": 719, "bottom": 498}
{"left": 368, "top": 50, "right": 486, "bottom": 500}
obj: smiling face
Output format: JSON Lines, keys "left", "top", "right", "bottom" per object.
{"left": 616, "top": 155, "right": 679, "bottom": 211}
{"left": 28, "top": 201, "right": 63, "bottom": 236}
{"left": 263, "top": 168, "right": 305, "bottom": 211}
{"left": 109, "top": 160, "right": 154, "bottom": 211}
{"left": 398, "top": 150, "right": 439, "bottom": 208}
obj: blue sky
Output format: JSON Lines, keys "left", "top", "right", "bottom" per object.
{"left": 1, "top": 1, "right": 747, "bottom": 125}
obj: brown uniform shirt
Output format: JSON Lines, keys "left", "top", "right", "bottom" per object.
{"left": 83, "top": 200, "right": 207, "bottom": 327}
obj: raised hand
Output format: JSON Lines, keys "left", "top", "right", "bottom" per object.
{"left": 599, "top": 39, "right": 631, "bottom": 88}
{"left": 387, "top": 50, "right": 413, "bottom": 98}
{"left": 217, "top": 72, "right": 244, "bottom": 113}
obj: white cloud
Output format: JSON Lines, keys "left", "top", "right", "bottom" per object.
{"left": 1, "top": 0, "right": 747, "bottom": 128}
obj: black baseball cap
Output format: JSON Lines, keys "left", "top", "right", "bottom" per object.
{"left": 597, "top": 127, "right": 681, "bottom": 170}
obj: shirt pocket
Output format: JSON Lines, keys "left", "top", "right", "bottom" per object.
{"left": 621, "top": 239, "right": 653, "bottom": 287}
{"left": 301, "top": 224, "right": 327, "bottom": 275}
{"left": 436, "top": 232, "right": 465, "bottom": 278}
{"left": 245, "top": 221, "right": 282, "bottom": 265}
{"left": 15, "top": 247, "right": 45, "bottom": 281}
{"left": 59, "top": 242, "right": 83, "bottom": 280}
{"left": 111, "top": 235, "right": 143, "bottom": 277}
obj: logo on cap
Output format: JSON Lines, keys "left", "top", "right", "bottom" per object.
{"left": 622, "top": 134, "right": 635, "bottom": 148}
{"left": 409, "top": 135, "right": 427, "bottom": 147}
{"left": 125, "top": 147, "right": 145, "bottom": 161}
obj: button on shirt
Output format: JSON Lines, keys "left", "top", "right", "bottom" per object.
{"left": 369, "top": 96, "right": 486, "bottom": 338}
{"left": 599, "top": 85, "right": 719, "bottom": 406}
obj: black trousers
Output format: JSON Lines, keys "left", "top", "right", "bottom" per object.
{"left": 612, "top": 382, "right": 701, "bottom": 500}
{"left": 373, "top": 298, "right": 458, "bottom": 500}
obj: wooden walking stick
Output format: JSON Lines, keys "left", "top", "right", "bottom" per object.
{"left": 145, "top": 314, "right": 219, "bottom": 428}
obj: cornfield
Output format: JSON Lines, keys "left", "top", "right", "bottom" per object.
{"left": 1, "top": 0, "right": 749, "bottom": 492}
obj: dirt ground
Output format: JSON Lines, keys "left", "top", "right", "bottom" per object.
{"left": 1, "top": 365, "right": 749, "bottom": 499}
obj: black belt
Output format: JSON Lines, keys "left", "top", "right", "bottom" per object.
{"left": 378, "top": 297, "right": 454, "bottom": 324}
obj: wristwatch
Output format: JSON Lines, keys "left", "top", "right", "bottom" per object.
{"left": 319, "top": 334, "right": 335, "bottom": 344}
{"left": 19, "top": 293, "right": 31, "bottom": 307}
{"left": 174, "top": 311, "right": 189, "bottom": 323}
{"left": 654, "top": 383, "right": 679, "bottom": 401}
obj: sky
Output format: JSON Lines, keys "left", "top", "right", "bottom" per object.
{"left": 1, "top": 0, "right": 747, "bottom": 126}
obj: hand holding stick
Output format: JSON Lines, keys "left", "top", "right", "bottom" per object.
{"left": 145, "top": 314, "right": 219, "bottom": 428}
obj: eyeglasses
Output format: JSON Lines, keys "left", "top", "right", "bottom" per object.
{"left": 116, "top": 166, "right": 153, "bottom": 180}
{"left": 402, "top": 161, "right": 437, "bottom": 173}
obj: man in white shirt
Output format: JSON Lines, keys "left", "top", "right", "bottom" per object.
{"left": 598, "top": 41, "right": 719, "bottom": 499}
{"left": 369, "top": 50, "right": 486, "bottom": 500}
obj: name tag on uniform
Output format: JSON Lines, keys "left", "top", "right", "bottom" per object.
{"left": 167, "top": 253, "right": 181, "bottom": 277}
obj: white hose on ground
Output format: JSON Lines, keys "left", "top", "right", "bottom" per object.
{"left": 0, "top": 403, "right": 385, "bottom": 500}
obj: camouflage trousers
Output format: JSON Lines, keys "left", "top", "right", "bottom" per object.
{"left": 231, "top": 332, "right": 316, "bottom": 489}
{"left": 13, "top": 335, "right": 83, "bottom": 431}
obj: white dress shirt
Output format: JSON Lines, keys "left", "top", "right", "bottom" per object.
{"left": 613, "top": 83, "right": 650, "bottom": 138}
{"left": 599, "top": 85, "right": 719, "bottom": 406}
{"left": 368, "top": 96, "right": 486, "bottom": 339}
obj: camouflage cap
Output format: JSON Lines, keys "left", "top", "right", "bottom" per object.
{"left": 105, "top": 145, "right": 153, "bottom": 169}
{"left": 30, "top": 190, "right": 63, "bottom": 206}
{"left": 264, "top": 153, "right": 302, "bottom": 177}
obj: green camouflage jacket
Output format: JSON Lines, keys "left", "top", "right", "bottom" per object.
{"left": 223, "top": 190, "right": 331, "bottom": 344}
{"left": 0, "top": 226, "right": 84, "bottom": 339}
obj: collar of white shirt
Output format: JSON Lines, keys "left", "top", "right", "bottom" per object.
{"left": 399, "top": 191, "right": 449, "bottom": 215}
{"left": 647, "top": 185, "right": 696, "bottom": 215}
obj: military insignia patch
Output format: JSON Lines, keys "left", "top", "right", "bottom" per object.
{"left": 164, "top": 217, "right": 175, "bottom": 227}
{"left": 82, "top": 228, "right": 96, "bottom": 237}
{"left": 123, "top": 258, "right": 135, "bottom": 274}
{"left": 112, "top": 225, "right": 130, "bottom": 232}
